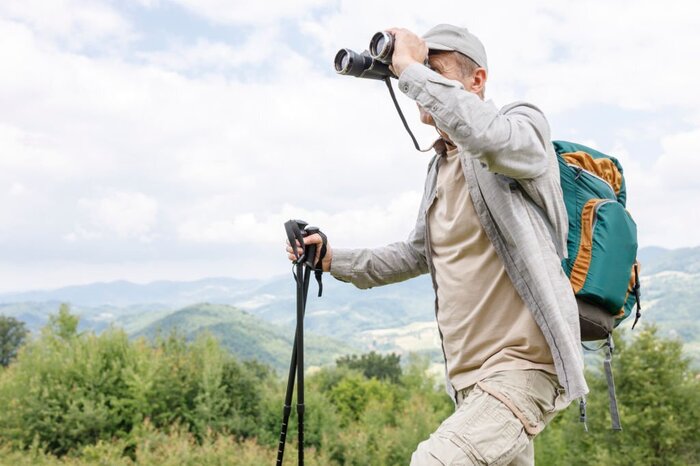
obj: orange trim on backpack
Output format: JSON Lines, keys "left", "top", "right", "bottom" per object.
{"left": 570, "top": 199, "right": 608, "bottom": 293}
{"left": 617, "top": 260, "right": 641, "bottom": 317}
{"left": 563, "top": 151, "right": 623, "bottom": 195}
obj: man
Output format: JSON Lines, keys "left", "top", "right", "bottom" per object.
{"left": 287, "top": 24, "right": 587, "bottom": 465}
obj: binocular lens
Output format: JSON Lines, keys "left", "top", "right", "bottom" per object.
{"left": 334, "top": 49, "right": 352, "bottom": 74}
{"left": 369, "top": 31, "right": 393, "bottom": 63}
{"left": 334, "top": 48, "right": 393, "bottom": 80}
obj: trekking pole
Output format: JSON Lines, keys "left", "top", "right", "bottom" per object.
{"left": 276, "top": 261, "right": 314, "bottom": 465}
{"left": 276, "top": 221, "right": 325, "bottom": 466}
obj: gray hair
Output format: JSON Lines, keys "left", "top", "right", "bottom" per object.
{"left": 454, "top": 52, "right": 480, "bottom": 78}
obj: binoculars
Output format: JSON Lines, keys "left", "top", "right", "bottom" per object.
{"left": 334, "top": 31, "right": 395, "bottom": 80}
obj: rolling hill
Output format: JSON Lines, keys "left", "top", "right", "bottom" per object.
{"left": 131, "top": 302, "right": 359, "bottom": 372}
{"left": 1, "top": 246, "right": 699, "bottom": 367}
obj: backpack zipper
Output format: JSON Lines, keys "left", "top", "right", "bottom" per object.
{"left": 568, "top": 163, "right": 617, "bottom": 199}
{"left": 591, "top": 199, "right": 615, "bottom": 230}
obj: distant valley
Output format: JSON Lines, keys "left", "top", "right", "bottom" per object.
{"left": 1, "top": 246, "right": 698, "bottom": 369}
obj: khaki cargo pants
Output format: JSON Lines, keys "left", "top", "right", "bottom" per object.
{"left": 410, "top": 370, "right": 568, "bottom": 465}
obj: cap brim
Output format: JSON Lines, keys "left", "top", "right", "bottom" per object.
{"left": 425, "top": 41, "right": 454, "bottom": 52}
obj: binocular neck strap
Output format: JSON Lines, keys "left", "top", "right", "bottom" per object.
{"left": 383, "top": 77, "right": 445, "bottom": 155}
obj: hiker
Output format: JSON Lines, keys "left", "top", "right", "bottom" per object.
{"left": 286, "top": 24, "right": 588, "bottom": 465}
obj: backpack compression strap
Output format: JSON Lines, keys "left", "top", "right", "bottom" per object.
{"left": 583, "top": 334, "right": 622, "bottom": 431}
{"left": 603, "top": 334, "right": 622, "bottom": 431}
{"left": 631, "top": 263, "right": 642, "bottom": 329}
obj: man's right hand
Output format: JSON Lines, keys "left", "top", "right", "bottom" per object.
{"left": 285, "top": 233, "right": 333, "bottom": 272}
{"left": 386, "top": 27, "right": 428, "bottom": 77}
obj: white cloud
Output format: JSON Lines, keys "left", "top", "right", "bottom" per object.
{"left": 654, "top": 129, "right": 700, "bottom": 191}
{"left": 8, "top": 183, "right": 27, "bottom": 197}
{"left": 0, "top": 0, "right": 133, "bottom": 49}
{"left": 0, "top": 123, "right": 76, "bottom": 175}
{"left": 165, "top": 0, "right": 331, "bottom": 25}
{"left": 603, "top": 126, "right": 700, "bottom": 250}
{"left": 73, "top": 192, "right": 159, "bottom": 241}
{"left": 1, "top": 1, "right": 699, "bottom": 291}
{"left": 138, "top": 27, "right": 280, "bottom": 72}
{"left": 177, "top": 190, "right": 422, "bottom": 246}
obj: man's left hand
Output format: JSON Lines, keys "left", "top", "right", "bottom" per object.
{"left": 386, "top": 28, "right": 428, "bottom": 77}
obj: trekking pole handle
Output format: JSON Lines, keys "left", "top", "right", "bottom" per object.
{"left": 303, "top": 226, "right": 320, "bottom": 269}
{"left": 285, "top": 219, "right": 309, "bottom": 264}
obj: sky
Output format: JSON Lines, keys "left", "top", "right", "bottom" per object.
{"left": 0, "top": 0, "right": 699, "bottom": 292}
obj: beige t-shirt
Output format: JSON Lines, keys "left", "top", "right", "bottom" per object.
{"left": 429, "top": 147, "right": 556, "bottom": 391}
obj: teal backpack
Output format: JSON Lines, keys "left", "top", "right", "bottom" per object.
{"left": 552, "top": 140, "right": 642, "bottom": 431}
{"left": 553, "top": 140, "right": 641, "bottom": 337}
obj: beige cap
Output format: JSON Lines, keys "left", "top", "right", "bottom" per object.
{"left": 422, "top": 24, "right": 488, "bottom": 71}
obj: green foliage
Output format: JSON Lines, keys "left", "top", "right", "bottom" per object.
{"left": 0, "top": 306, "right": 273, "bottom": 457}
{"left": 0, "top": 422, "right": 331, "bottom": 466}
{"left": 328, "top": 371, "right": 396, "bottom": 425}
{"left": 319, "top": 355, "right": 452, "bottom": 465}
{"left": 0, "top": 310, "right": 452, "bottom": 465}
{"left": 0, "top": 314, "right": 28, "bottom": 367}
{"left": 535, "top": 325, "right": 700, "bottom": 466}
{"left": 8, "top": 307, "right": 698, "bottom": 465}
{"left": 46, "top": 303, "right": 79, "bottom": 340}
{"left": 336, "top": 351, "right": 402, "bottom": 383}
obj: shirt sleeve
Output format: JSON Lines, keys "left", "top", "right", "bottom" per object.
{"left": 329, "top": 233, "right": 428, "bottom": 289}
{"left": 329, "top": 155, "right": 437, "bottom": 289}
{"left": 397, "top": 63, "right": 550, "bottom": 179}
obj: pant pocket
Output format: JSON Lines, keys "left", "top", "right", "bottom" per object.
{"left": 450, "top": 388, "right": 530, "bottom": 466}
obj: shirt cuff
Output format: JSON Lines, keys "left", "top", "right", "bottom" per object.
{"left": 397, "top": 63, "right": 466, "bottom": 130}
{"left": 329, "top": 248, "right": 354, "bottom": 283}
{"left": 398, "top": 63, "right": 431, "bottom": 99}
{"left": 397, "top": 63, "right": 464, "bottom": 99}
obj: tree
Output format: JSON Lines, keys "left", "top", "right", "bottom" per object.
{"left": 47, "top": 303, "right": 79, "bottom": 339}
{"left": 0, "top": 315, "right": 28, "bottom": 367}
{"left": 336, "top": 351, "right": 402, "bottom": 383}
{"left": 535, "top": 326, "right": 700, "bottom": 466}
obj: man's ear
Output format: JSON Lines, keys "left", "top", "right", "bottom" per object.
{"left": 468, "top": 68, "right": 487, "bottom": 96}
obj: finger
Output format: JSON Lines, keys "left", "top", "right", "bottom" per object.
{"left": 303, "top": 233, "right": 323, "bottom": 245}
{"left": 285, "top": 244, "right": 304, "bottom": 255}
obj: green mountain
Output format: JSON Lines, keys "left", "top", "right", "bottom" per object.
{"left": 1, "top": 245, "right": 698, "bottom": 368}
{"left": 132, "top": 302, "right": 358, "bottom": 372}
{"left": 639, "top": 246, "right": 700, "bottom": 274}
{"left": 613, "top": 246, "right": 700, "bottom": 364}
{"left": 0, "top": 277, "right": 260, "bottom": 307}
{"left": 635, "top": 269, "right": 700, "bottom": 362}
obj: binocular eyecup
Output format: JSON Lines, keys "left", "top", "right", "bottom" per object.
{"left": 369, "top": 31, "right": 394, "bottom": 63}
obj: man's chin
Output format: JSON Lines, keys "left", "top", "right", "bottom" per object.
{"left": 419, "top": 113, "right": 436, "bottom": 126}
